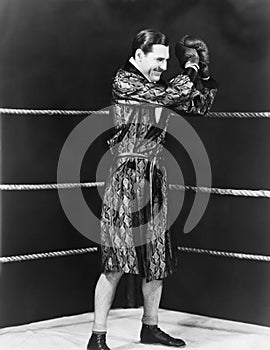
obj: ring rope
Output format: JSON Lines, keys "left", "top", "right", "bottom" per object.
{"left": 1, "top": 182, "right": 270, "bottom": 198}
{"left": 0, "top": 108, "right": 270, "bottom": 118}
{"left": 169, "top": 184, "right": 270, "bottom": 198}
{"left": 0, "top": 246, "right": 269, "bottom": 263}
{"left": 177, "top": 247, "right": 270, "bottom": 262}
{"left": 0, "top": 182, "right": 105, "bottom": 191}
{"left": 0, "top": 247, "right": 98, "bottom": 263}
{"left": 206, "top": 111, "right": 270, "bottom": 119}
{"left": 0, "top": 108, "right": 109, "bottom": 116}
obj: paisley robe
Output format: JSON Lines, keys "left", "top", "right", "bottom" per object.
{"left": 100, "top": 60, "right": 217, "bottom": 282}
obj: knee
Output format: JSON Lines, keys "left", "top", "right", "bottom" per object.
{"left": 103, "top": 271, "right": 123, "bottom": 283}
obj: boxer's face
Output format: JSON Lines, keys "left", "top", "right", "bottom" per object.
{"left": 136, "top": 44, "right": 169, "bottom": 82}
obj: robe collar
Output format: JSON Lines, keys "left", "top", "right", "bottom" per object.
{"left": 122, "top": 58, "right": 167, "bottom": 86}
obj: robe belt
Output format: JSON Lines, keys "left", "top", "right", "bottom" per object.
{"left": 117, "top": 152, "right": 158, "bottom": 226}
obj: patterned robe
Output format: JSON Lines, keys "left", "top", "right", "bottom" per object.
{"left": 100, "top": 60, "right": 217, "bottom": 282}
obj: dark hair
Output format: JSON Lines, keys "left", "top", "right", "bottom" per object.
{"left": 132, "top": 28, "right": 169, "bottom": 57}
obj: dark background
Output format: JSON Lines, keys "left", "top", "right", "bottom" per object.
{"left": 1, "top": 0, "right": 270, "bottom": 328}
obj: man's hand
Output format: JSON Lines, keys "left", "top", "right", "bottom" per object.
{"left": 199, "top": 63, "right": 210, "bottom": 79}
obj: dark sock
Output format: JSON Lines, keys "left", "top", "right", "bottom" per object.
{"left": 92, "top": 330, "right": 106, "bottom": 335}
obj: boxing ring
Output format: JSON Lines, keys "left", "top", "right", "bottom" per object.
{"left": 0, "top": 308, "right": 270, "bottom": 350}
{"left": 0, "top": 108, "right": 270, "bottom": 349}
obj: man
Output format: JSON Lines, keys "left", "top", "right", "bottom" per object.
{"left": 87, "top": 29, "right": 217, "bottom": 350}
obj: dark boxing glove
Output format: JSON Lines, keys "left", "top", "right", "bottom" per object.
{"left": 182, "top": 35, "right": 209, "bottom": 65}
{"left": 181, "top": 35, "right": 210, "bottom": 79}
{"left": 175, "top": 41, "right": 199, "bottom": 82}
{"left": 175, "top": 41, "right": 199, "bottom": 69}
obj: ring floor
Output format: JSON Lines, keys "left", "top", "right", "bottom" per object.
{"left": 0, "top": 308, "right": 269, "bottom": 350}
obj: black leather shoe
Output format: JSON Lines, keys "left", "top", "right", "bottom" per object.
{"left": 140, "top": 324, "right": 186, "bottom": 347}
{"left": 86, "top": 332, "right": 111, "bottom": 350}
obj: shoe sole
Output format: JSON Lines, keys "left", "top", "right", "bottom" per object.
{"left": 140, "top": 340, "right": 186, "bottom": 348}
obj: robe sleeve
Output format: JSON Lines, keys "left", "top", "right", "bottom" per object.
{"left": 112, "top": 68, "right": 217, "bottom": 115}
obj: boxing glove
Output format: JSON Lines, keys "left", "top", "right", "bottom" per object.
{"left": 181, "top": 35, "right": 210, "bottom": 66}
{"left": 181, "top": 35, "right": 210, "bottom": 79}
{"left": 175, "top": 42, "right": 199, "bottom": 69}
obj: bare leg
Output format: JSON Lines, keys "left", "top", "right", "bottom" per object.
{"left": 141, "top": 278, "right": 163, "bottom": 325}
{"left": 92, "top": 271, "right": 123, "bottom": 332}
{"left": 140, "top": 278, "right": 186, "bottom": 347}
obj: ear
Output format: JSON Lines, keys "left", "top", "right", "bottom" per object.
{"left": 135, "top": 48, "right": 144, "bottom": 62}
